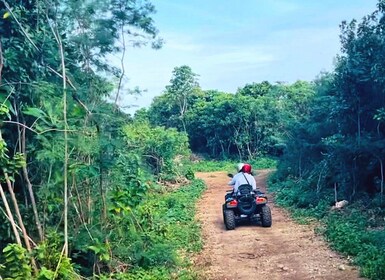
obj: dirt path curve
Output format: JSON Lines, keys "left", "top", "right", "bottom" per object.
{"left": 195, "top": 170, "right": 365, "bottom": 280}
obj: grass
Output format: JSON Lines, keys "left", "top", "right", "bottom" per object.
{"left": 105, "top": 179, "right": 207, "bottom": 280}
{"left": 268, "top": 173, "right": 385, "bottom": 280}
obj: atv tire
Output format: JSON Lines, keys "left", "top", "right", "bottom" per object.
{"left": 238, "top": 196, "right": 257, "bottom": 215}
{"left": 224, "top": 210, "right": 236, "bottom": 230}
{"left": 260, "top": 205, "right": 272, "bottom": 227}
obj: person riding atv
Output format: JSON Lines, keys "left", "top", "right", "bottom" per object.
{"left": 223, "top": 163, "right": 272, "bottom": 230}
{"left": 227, "top": 163, "right": 257, "bottom": 198}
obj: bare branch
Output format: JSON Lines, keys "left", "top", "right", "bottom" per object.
{"left": 0, "top": 182, "right": 22, "bottom": 245}
{"left": 115, "top": 20, "right": 127, "bottom": 106}
{"left": 1, "top": 0, "right": 40, "bottom": 51}
{"left": 0, "top": 41, "right": 3, "bottom": 85}
{"left": 45, "top": 65, "right": 76, "bottom": 90}
{"left": 3, "top": 120, "right": 77, "bottom": 134}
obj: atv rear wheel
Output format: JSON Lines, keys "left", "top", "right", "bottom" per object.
{"left": 238, "top": 196, "right": 257, "bottom": 215}
{"left": 260, "top": 205, "right": 272, "bottom": 227}
{"left": 224, "top": 210, "right": 236, "bottom": 230}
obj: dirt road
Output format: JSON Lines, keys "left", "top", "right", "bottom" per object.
{"left": 195, "top": 170, "right": 365, "bottom": 280}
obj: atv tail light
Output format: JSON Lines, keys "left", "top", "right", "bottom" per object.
{"left": 226, "top": 200, "right": 238, "bottom": 208}
{"left": 256, "top": 197, "right": 267, "bottom": 204}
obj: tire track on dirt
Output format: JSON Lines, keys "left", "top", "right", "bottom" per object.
{"left": 195, "top": 170, "right": 365, "bottom": 280}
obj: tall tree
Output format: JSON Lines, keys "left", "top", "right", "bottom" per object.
{"left": 0, "top": 0, "right": 166, "bottom": 276}
{"left": 165, "top": 65, "right": 200, "bottom": 132}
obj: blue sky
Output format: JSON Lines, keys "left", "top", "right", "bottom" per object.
{"left": 115, "top": 0, "right": 379, "bottom": 113}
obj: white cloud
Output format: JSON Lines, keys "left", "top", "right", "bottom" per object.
{"left": 113, "top": 0, "right": 379, "bottom": 114}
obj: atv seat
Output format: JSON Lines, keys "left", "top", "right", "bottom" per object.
{"left": 237, "top": 184, "right": 253, "bottom": 196}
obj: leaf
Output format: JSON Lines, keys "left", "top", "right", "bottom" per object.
{"left": 3, "top": 246, "right": 13, "bottom": 253}
{"left": 3, "top": 12, "right": 10, "bottom": 19}
{"left": 22, "top": 107, "right": 47, "bottom": 118}
{"left": 88, "top": 245, "right": 100, "bottom": 254}
{"left": 101, "top": 253, "right": 110, "bottom": 261}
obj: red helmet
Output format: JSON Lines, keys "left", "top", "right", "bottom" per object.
{"left": 243, "top": 163, "right": 252, "bottom": 173}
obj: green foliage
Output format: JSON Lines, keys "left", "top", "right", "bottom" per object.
{"left": 236, "top": 81, "right": 273, "bottom": 98}
{"left": 0, "top": 238, "right": 78, "bottom": 280}
{"left": 6, "top": 0, "right": 385, "bottom": 278}
{"left": 270, "top": 5, "right": 385, "bottom": 277}
{"left": 0, "top": 244, "right": 32, "bottom": 280}
{"left": 88, "top": 239, "right": 111, "bottom": 262}
{"left": 147, "top": 75, "right": 314, "bottom": 159}
{"left": 148, "top": 65, "right": 201, "bottom": 131}
{"left": 269, "top": 173, "right": 385, "bottom": 280}
{"left": 34, "top": 232, "right": 77, "bottom": 279}
{"left": 103, "top": 179, "right": 206, "bottom": 279}
{"left": 123, "top": 121, "right": 190, "bottom": 179}
{"left": 184, "top": 167, "right": 195, "bottom": 180}
{"left": 325, "top": 213, "right": 385, "bottom": 280}
{"left": 101, "top": 267, "right": 172, "bottom": 280}
{"left": 190, "top": 157, "right": 277, "bottom": 172}
{"left": 0, "top": 0, "right": 167, "bottom": 278}
{"left": 274, "top": 3, "right": 385, "bottom": 201}
{"left": 356, "top": 246, "right": 385, "bottom": 280}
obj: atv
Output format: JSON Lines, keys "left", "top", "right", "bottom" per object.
{"left": 222, "top": 183, "right": 272, "bottom": 230}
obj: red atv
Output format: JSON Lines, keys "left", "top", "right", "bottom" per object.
{"left": 222, "top": 183, "right": 272, "bottom": 230}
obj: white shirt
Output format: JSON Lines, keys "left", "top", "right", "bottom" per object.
{"left": 228, "top": 172, "right": 257, "bottom": 193}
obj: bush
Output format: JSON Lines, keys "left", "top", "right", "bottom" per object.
{"left": 268, "top": 173, "right": 385, "bottom": 280}
{"left": 0, "top": 244, "right": 32, "bottom": 280}
{"left": 190, "top": 157, "right": 277, "bottom": 172}
{"left": 104, "top": 179, "right": 206, "bottom": 278}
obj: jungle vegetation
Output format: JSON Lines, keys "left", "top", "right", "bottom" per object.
{"left": 0, "top": 0, "right": 385, "bottom": 279}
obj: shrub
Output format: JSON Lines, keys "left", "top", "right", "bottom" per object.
{"left": 269, "top": 172, "right": 385, "bottom": 280}
{"left": 190, "top": 157, "right": 277, "bottom": 172}
{"left": 104, "top": 179, "right": 206, "bottom": 278}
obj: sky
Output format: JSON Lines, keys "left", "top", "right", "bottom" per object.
{"left": 114, "top": 0, "right": 379, "bottom": 113}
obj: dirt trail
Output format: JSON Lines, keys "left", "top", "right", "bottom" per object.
{"left": 195, "top": 170, "right": 365, "bottom": 280}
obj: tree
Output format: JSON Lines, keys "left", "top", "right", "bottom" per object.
{"left": 0, "top": 0, "right": 170, "bottom": 276}
{"left": 275, "top": 1, "right": 385, "bottom": 202}
{"left": 236, "top": 81, "right": 273, "bottom": 98}
{"left": 165, "top": 65, "right": 200, "bottom": 131}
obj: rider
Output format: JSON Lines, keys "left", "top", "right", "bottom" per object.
{"left": 228, "top": 163, "right": 257, "bottom": 195}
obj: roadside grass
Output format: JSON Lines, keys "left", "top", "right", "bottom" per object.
{"left": 268, "top": 174, "right": 385, "bottom": 280}
{"left": 190, "top": 157, "right": 277, "bottom": 173}
{"left": 103, "top": 179, "right": 207, "bottom": 280}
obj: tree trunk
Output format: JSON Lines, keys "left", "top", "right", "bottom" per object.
{"left": 21, "top": 126, "right": 43, "bottom": 241}
{"left": 50, "top": 16, "right": 69, "bottom": 256}
{"left": 0, "top": 38, "right": 4, "bottom": 84}
{"left": 3, "top": 173, "right": 32, "bottom": 250}
{"left": 114, "top": 18, "right": 126, "bottom": 106}
{"left": 0, "top": 182, "right": 21, "bottom": 245}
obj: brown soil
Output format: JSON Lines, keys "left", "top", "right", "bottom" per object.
{"left": 194, "top": 170, "right": 366, "bottom": 280}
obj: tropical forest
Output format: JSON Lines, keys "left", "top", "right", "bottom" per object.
{"left": 0, "top": 0, "right": 384, "bottom": 279}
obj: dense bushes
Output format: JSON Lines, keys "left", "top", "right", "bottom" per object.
{"left": 269, "top": 175, "right": 385, "bottom": 279}
{"left": 145, "top": 68, "right": 314, "bottom": 160}
{"left": 190, "top": 157, "right": 277, "bottom": 172}
{"left": 0, "top": 179, "right": 206, "bottom": 279}
{"left": 99, "top": 179, "right": 206, "bottom": 279}
{"left": 324, "top": 211, "right": 385, "bottom": 279}
{"left": 269, "top": 4, "right": 385, "bottom": 279}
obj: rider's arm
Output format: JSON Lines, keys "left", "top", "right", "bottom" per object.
{"left": 228, "top": 174, "right": 239, "bottom": 194}
{"left": 228, "top": 173, "right": 238, "bottom": 186}
{"left": 228, "top": 177, "right": 235, "bottom": 186}
{"left": 248, "top": 174, "right": 257, "bottom": 190}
